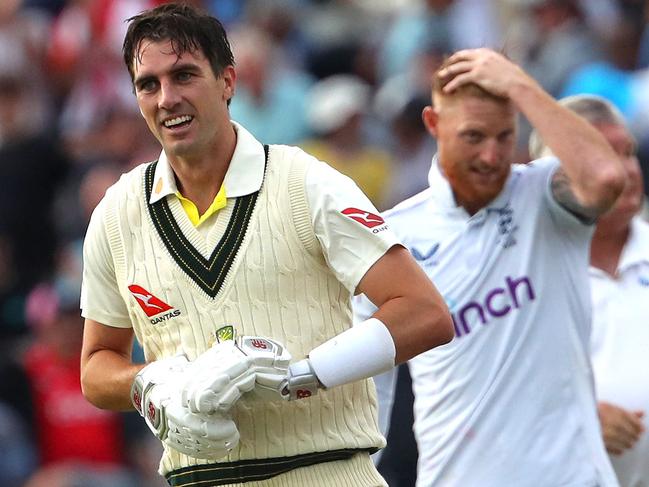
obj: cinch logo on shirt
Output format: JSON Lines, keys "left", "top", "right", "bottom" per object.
{"left": 128, "top": 284, "right": 181, "bottom": 324}
{"left": 341, "top": 207, "right": 386, "bottom": 230}
{"left": 451, "top": 275, "right": 536, "bottom": 338}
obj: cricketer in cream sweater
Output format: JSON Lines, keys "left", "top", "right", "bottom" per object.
{"left": 82, "top": 123, "right": 393, "bottom": 481}
{"left": 80, "top": 5, "right": 452, "bottom": 486}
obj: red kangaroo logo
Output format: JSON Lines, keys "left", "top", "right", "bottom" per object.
{"left": 128, "top": 285, "right": 173, "bottom": 317}
{"left": 341, "top": 208, "right": 385, "bottom": 229}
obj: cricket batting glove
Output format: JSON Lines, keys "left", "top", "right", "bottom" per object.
{"left": 164, "top": 403, "right": 239, "bottom": 460}
{"left": 259, "top": 356, "right": 322, "bottom": 401}
{"left": 183, "top": 336, "right": 320, "bottom": 414}
{"left": 240, "top": 337, "right": 321, "bottom": 401}
{"left": 131, "top": 355, "right": 239, "bottom": 460}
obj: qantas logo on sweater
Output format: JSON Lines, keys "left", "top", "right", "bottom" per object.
{"left": 128, "top": 285, "right": 181, "bottom": 324}
{"left": 341, "top": 208, "right": 386, "bottom": 231}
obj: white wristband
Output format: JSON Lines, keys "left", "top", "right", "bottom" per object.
{"left": 308, "top": 318, "right": 396, "bottom": 388}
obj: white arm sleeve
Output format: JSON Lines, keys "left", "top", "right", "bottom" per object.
{"left": 305, "top": 158, "right": 401, "bottom": 292}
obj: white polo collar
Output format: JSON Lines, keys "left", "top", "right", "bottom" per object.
{"left": 427, "top": 155, "right": 513, "bottom": 217}
{"left": 618, "top": 216, "right": 649, "bottom": 271}
{"left": 149, "top": 121, "right": 265, "bottom": 204}
{"left": 427, "top": 155, "right": 459, "bottom": 211}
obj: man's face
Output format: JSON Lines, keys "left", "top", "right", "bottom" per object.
{"left": 132, "top": 39, "right": 235, "bottom": 160}
{"left": 597, "top": 122, "right": 643, "bottom": 223}
{"left": 424, "top": 95, "right": 517, "bottom": 214}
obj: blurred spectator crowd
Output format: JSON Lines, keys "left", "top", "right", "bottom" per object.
{"left": 1, "top": 0, "right": 649, "bottom": 485}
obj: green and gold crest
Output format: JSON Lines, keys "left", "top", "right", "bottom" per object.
{"left": 215, "top": 325, "right": 235, "bottom": 342}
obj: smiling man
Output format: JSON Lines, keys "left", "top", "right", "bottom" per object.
{"left": 78, "top": 3, "right": 453, "bottom": 487}
{"left": 355, "top": 49, "right": 627, "bottom": 486}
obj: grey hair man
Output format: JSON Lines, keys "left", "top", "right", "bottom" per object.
{"left": 531, "top": 94, "right": 648, "bottom": 487}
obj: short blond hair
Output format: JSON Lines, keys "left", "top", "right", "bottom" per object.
{"left": 432, "top": 54, "right": 509, "bottom": 107}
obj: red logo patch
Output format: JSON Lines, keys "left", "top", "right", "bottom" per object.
{"left": 341, "top": 208, "right": 385, "bottom": 229}
{"left": 132, "top": 390, "right": 142, "bottom": 413}
{"left": 147, "top": 402, "right": 157, "bottom": 424}
{"left": 250, "top": 339, "right": 268, "bottom": 350}
{"left": 128, "top": 285, "right": 173, "bottom": 317}
{"left": 295, "top": 389, "right": 312, "bottom": 399}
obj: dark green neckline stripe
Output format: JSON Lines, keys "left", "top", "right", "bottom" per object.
{"left": 144, "top": 146, "right": 268, "bottom": 298}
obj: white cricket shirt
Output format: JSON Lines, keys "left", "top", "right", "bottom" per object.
{"left": 590, "top": 216, "right": 649, "bottom": 487}
{"left": 81, "top": 121, "right": 400, "bottom": 326}
{"left": 355, "top": 157, "right": 618, "bottom": 487}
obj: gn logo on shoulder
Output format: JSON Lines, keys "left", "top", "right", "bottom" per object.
{"left": 128, "top": 284, "right": 182, "bottom": 324}
{"left": 341, "top": 207, "right": 388, "bottom": 233}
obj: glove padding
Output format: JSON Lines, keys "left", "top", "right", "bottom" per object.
{"left": 183, "top": 336, "right": 293, "bottom": 414}
{"left": 269, "top": 358, "right": 321, "bottom": 401}
{"left": 131, "top": 355, "right": 239, "bottom": 460}
{"left": 165, "top": 401, "right": 239, "bottom": 460}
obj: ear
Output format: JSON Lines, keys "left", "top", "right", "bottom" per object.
{"left": 422, "top": 105, "right": 439, "bottom": 139}
{"left": 222, "top": 65, "right": 236, "bottom": 101}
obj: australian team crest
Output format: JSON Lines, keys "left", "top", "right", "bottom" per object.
{"left": 209, "top": 325, "right": 236, "bottom": 347}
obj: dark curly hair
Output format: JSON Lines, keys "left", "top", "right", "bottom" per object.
{"left": 122, "top": 3, "right": 235, "bottom": 83}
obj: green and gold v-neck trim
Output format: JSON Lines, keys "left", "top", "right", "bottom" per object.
{"left": 144, "top": 146, "right": 269, "bottom": 298}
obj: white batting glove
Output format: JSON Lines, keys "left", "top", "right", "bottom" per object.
{"left": 182, "top": 339, "right": 260, "bottom": 415}
{"left": 183, "top": 336, "right": 319, "bottom": 413}
{"left": 240, "top": 337, "right": 321, "bottom": 401}
{"left": 237, "top": 336, "right": 293, "bottom": 401}
{"left": 182, "top": 336, "right": 291, "bottom": 413}
{"left": 164, "top": 401, "right": 239, "bottom": 460}
{"left": 263, "top": 357, "right": 322, "bottom": 401}
{"left": 131, "top": 355, "right": 189, "bottom": 440}
{"left": 131, "top": 355, "right": 239, "bottom": 460}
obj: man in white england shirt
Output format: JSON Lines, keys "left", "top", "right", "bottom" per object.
{"left": 355, "top": 49, "right": 626, "bottom": 486}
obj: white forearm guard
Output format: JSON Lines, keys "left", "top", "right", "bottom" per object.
{"left": 308, "top": 317, "right": 396, "bottom": 388}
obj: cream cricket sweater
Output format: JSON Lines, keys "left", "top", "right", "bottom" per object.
{"left": 100, "top": 145, "right": 385, "bottom": 482}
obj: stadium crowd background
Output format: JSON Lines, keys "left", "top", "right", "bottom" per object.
{"left": 0, "top": 0, "right": 648, "bottom": 486}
